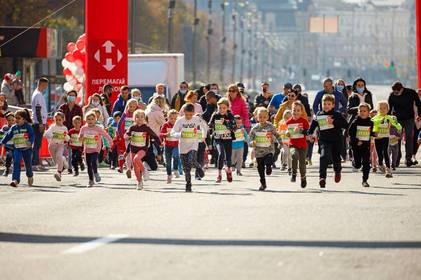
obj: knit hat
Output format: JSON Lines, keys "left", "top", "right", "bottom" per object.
{"left": 15, "top": 70, "right": 22, "bottom": 77}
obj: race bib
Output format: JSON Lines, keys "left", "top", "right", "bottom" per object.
{"left": 166, "top": 127, "right": 177, "bottom": 142}
{"left": 52, "top": 131, "right": 65, "bottom": 144}
{"left": 13, "top": 132, "right": 30, "bottom": 149}
{"left": 377, "top": 123, "right": 390, "bottom": 138}
{"left": 287, "top": 124, "right": 304, "bottom": 139}
{"left": 125, "top": 118, "right": 134, "bottom": 131}
{"left": 234, "top": 128, "right": 245, "bottom": 141}
{"left": 70, "top": 134, "right": 82, "bottom": 147}
{"left": 131, "top": 131, "right": 147, "bottom": 147}
{"left": 255, "top": 131, "right": 271, "bottom": 148}
{"left": 317, "top": 115, "right": 334, "bottom": 131}
{"left": 84, "top": 134, "right": 98, "bottom": 149}
{"left": 214, "top": 119, "right": 230, "bottom": 137}
{"left": 389, "top": 135, "right": 399, "bottom": 146}
{"left": 181, "top": 127, "right": 198, "bottom": 143}
{"left": 356, "top": 126, "right": 371, "bottom": 141}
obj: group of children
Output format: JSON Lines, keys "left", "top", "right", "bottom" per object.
{"left": 1, "top": 92, "right": 419, "bottom": 192}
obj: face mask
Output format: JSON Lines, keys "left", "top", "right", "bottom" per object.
{"left": 92, "top": 101, "right": 100, "bottom": 107}
{"left": 67, "top": 96, "right": 76, "bottom": 103}
{"left": 336, "top": 85, "right": 344, "bottom": 92}
{"left": 356, "top": 87, "right": 365, "bottom": 94}
{"left": 180, "top": 89, "right": 187, "bottom": 94}
{"left": 133, "top": 96, "right": 141, "bottom": 101}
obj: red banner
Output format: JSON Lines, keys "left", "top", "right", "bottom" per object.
{"left": 85, "top": 0, "right": 128, "bottom": 104}
{"left": 417, "top": 0, "right": 421, "bottom": 88}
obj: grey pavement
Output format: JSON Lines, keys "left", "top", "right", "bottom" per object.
{"left": 0, "top": 158, "right": 421, "bottom": 280}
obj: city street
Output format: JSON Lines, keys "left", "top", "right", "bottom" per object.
{"left": 1, "top": 159, "right": 421, "bottom": 280}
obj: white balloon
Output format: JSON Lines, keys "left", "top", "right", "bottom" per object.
{"left": 61, "top": 59, "right": 70, "bottom": 68}
{"left": 63, "top": 82, "right": 73, "bottom": 92}
{"left": 69, "top": 79, "right": 77, "bottom": 86}
{"left": 68, "top": 63, "right": 78, "bottom": 75}
{"left": 65, "top": 75, "right": 74, "bottom": 82}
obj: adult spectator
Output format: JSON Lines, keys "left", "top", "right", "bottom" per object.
{"left": 388, "top": 81, "right": 421, "bottom": 167}
{"left": 413, "top": 88, "right": 421, "bottom": 164}
{"left": 31, "top": 77, "right": 49, "bottom": 171}
{"left": 210, "top": 83, "right": 220, "bottom": 95}
{"left": 254, "top": 82, "right": 273, "bottom": 109}
{"left": 347, "top": 78, "right": 374, "bottom": 123}
{"left": 13, "top": 71, "right": 24, "bottom": 105}
{"left": 335, "top": 79, "right": 348, "bottom": 113}
{"left": 199, "top": 84, "right": 212, "bottom": 111}
{"left": 273, "top": 88, "right": 308, "bottom": 128}
{"left": 83, "top": 93, "right": 110, "bottom": 126}
{"left": 145, "top": 95, "right": 166, "bottom": 136}
{"left": 171, "top": 81, "right": 188, "bottom": 111}
{"left": 1, "top": 73, "right": 16, "bottom": 106}
{"left": 58, "top": 90, "right": 83, "bottom": 130}
{"left": 0, "top": 92, "right": 8, "bottom": 118}
{"left": 269, "top": 83, "right": 291, "bottom": 114}
{"left": 112, "top": 86, "right": 131, "bottom": 115}
{"left": 282, "top": 84, "right": 311, "bottom": 117}
{"left": 312, "top": 78, "right": 347, "bottom": 114}
{"left": 148, "top": 83, "right": 170, "bottom": 106}
{"left": 179, "top": 90, "right": 203, "bottom": 116}
{"left": 202, "top": 91, "right": 219, "bottom": 123}
{"left": 101, "top": 84, "right": 113, "bottom": 115}
{"left": 227, "top": 84, "right": 250, "bottom": 131}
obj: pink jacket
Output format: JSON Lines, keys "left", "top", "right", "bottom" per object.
{"left": 230, "top": 96, "right": 250, "bottom": 129}
{"left": 145, "top": 103, "right": 165, "bottom": 136}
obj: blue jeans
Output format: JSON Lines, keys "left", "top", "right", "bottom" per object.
{"left": 13, "top": 148, "right": 33, "bottom": 182}
{"left": 164, "top": 146, "right": 180, "bottom": 176}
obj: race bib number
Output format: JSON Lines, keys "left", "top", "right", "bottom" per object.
{"left": 70, "top": 134, "right": 82, "bottom": 147}
{"left": 125, "top": 118, "right": 134, "bottom": 131}
{"left": 255, "top": 131, "right": 271, "bottom": 148}
{"left": 166, "top": 127, "right": 176, "bottom": 142}
{"left": 181, "top": 127, "right": 198, "bottom": 143}
{"left": 389, "top": 135, "right": 399, "bottom": 146}
{"left": 287, "top": 124, "right": 304, "bottom": 139}
{"left": 234, "top": 128, "right": 245, "bottom": 141}
{"left": 84, "top": 134, "right": 98, "bottom": 149}
{"left": 214, "top": 119, "right": 230, "bottom": 137}
{"left": 13, "top": 132, "right": 30, "bottom": 149}
{"left": 131, "top": 131, "right": 147, "bottom": 147}
{"left": 52, "top": 131, "right": 65, "bottom": 144}
{"left": 317, "top": 115, "right": 334, "bottom": 131}
{"left": 356, "top": 126, "right": 371, "bottom": 141}
{"left": 377, "top": 123, "right": 390, "bottom": 138}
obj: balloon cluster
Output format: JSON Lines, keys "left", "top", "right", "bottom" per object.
{"left": 61, "top": 33, "right": 86, "bottom": 102}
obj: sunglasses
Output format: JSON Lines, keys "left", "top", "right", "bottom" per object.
{"left": 288, "top": 94, "right": 296, "bottom": 98}
{"left": 228, "top": 89, "right": 237, "bottom": 93}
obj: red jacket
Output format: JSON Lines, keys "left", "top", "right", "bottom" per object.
{"left": 285, "top": 117, "right": 309, "bottom": 149}
{"left": 160, "top": 122, "right": 178, "bottom": 148}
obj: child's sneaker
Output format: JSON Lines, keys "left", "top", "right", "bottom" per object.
{"left": 249, "top": 162, "right": 254, "bottom": 168}
{"left": 372, "top": 167, "right": 377, "bottom": 173}
{"left": 28, "top": 177, "right": 33, "bottom": 186}
{"left": 117, "top": 167, "right": 123, "bottom": 173}
{"left": 67, "top": 168, "right": 73, "bottom": 174}
{"left": 226, "top": 168, "right": 233, "bottom": 183}
{"left": 10, "top": 180, "right": 18, "bottom": 188}
{"left": 259, "top": 184, "right": 267, "bottom": 191}
{"left": 319, "top": 178, "right": 326, "bottom": 188}
{"left": 379, "top": 165, "right": 386, "bottom": 174}
{"left": 54, "top": 173, "right": 62, "bottom": 182}
{"left": 236, "top": 171, "right": 243, "bottom": 176}
{"left": 173, "top": 171, "right": 180, "bottom": 178}
{"left": 287, "top": 168, "right": 292, "bottom": 175}
{"left": 87, "top": 180, "right": 94, "bottom": 188}
{"left": 385, "top": 168, "right": 393, "bottom": 178}
{"left": 334, "top": 172, "right": 341, "bottom": 183}
{"left": 80, "top": 162, "right": 85, "bottom": 171}
{"left": 143, "top": 169, "right": 150, "bottom": 181}
{"left": 126, "top": 169, "right": 132, "bottom": 179}
{"left": 291, "top": 174, "right": 297, "bottom": 183}
{"left": 94, "top": 173, "right": 101, "bottom": 183}
{"left": 215, "top": 175, "right": 222, "bottom": 183}
{"left": 301, "top": 177, "right": 307, "bottom": 188}
{"left": 167, "top": 175, "right": 172, "bottom": 184}
{"left": 196, "top": 167, "right": 205, "bottom": 179}
{"left": 73, "top": 170, "right": 79, "bottom": 177}
{"left": 362, "top": 181, "right": 370, "bottom": 188}
{"left": 266, "top": 165, "right": 272, "bottom": 176}
{"left": 281, "top": 164, "right": 287, "bottom": 171}
{"left": 137, "top": 181, "right": 144, "bottom": 190}
{"left": 186, "top": 183, "right": 192, "bottom": 192}
{"left": 3, "top": 168, "right": 10, "bottom": 177}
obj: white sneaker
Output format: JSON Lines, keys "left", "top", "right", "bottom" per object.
{"left": 173, "top": 171, "right": 180, "bottom": 178}
{"left": 137, "top": 181, "right": 143, "bottom": 190}
{"left": 143, "top": 168, "right": 150, "bottom": 181}
{"left": 144, "top": 162, "right": 151, "bottom": 171}
{"left": 167, "top": 175, "right": 172, "bottom": 184}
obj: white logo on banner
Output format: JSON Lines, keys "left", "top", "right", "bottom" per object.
{"left": 94, "top": 40, "right": 123, "bottom": 71}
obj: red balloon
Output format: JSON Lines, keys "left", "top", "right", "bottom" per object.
{"left": 78, "top": 33, "right": 86, "bottom": 43}
{"left": 66, "top": 42, "right": 76, "bottom": 53}
{"left": 65, "top": 52, "right": 75, "bottom": 62}
{"left": 73, "top": 49, "right": 81, "bottom": 60}
{"left": 63, "top": 68, "right": 72, "bottom": 76}
{"left": 76, "top": 39, "right": 85, "bottom": 51}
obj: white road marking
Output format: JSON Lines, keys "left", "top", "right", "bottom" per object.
{"left": 62, "top": 234, "right": 128, "bottom": 254}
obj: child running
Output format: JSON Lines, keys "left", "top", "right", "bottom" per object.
{"left": 388, "top": 116, "right": 402, "bottom": 170}
{"left": 44, "top": 111, "right": 70, "bottom": 181}
{"left": 107, "top": 111, "right": 121, "bottom": 170}
{"left": 68, "top": 116, "right": 84, "bottom": 176}
{"left": 348, "top": 103, "right": 374, "bottom": 187}
{"left": 371, "top": 101, "right": 402, "bottom": 178}
{"left": 0, "top": 112, "right": 15, "bottom": 177}
{"left": 171, "top": 103, "right": 206, "bottom": 192}
{"left": 1, "top": 109, "right": 34, "bottom": 187}
{"left": 125, "top": 109, "right": 161, "bottom": 190}
{"left": 209, "top": 98, "right": 236, "bottom": 183}
{"left": 231, "top": 115, "right": 248, "bottom": 176}
{"left": 160, "top": 109, "right": 180, "bottom": 184}
{"left": 249, "top": 107, "right": 280, "bottom": 191}
{"left": 285, "top": 101, "right": 309, "bottom": 188}
{"left": 79, "top": 111, "right": 113, "bottom": 187}
{"left": 308, "top": 94, "right": 348, "bottom": 188}
{"left": 279, "top": 110, "right": 292, "bottom": 174}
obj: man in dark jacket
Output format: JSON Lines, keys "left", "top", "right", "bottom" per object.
{"left": 347, "top": 78, "right": 374, "bottom": 123}
{"left": 101, "top": 84, "right": 113, "bottom": 115}
{"left": 112, "top": 86, "right": 131, "bottom": 115}
{"left": 388, "top": 81, "right": 421, "bottom": 166}
{"left": 170, "top": 81, "right": 188, "bottom": 111}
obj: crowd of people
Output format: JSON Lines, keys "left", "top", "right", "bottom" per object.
{"left": 1, "top": 76, "right": 421, "bottom": 192}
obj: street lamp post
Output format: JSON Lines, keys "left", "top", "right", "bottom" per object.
{"left": 130, "top": 0, "right": 136, "bottom": 54}
{"left": 220, "top": 1, "right": 228, "bottom": 86}
{"left": 231, "top": 0, "right": 238, "bottom": 83}
{"left": 206, "top": 0, "right": 213, "bottom": 82}
{"left": 192, "top": 0, "right": 198, "bottom": 86}
{"left": 167, "top": 0, "right": 176, "bottom": 53}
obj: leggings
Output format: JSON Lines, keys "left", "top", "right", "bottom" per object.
{"left": 215, "top": 140, "right": 232, "bottom": 170}
{"left": 352, "top": 144, "right": 370, "bottom": 182}
{"left": 49, "top": 144, "right": 65, "bottom": 173}
{"left": 86, "top": 152, "right": 98, "bottom": 181}
{"left": 131, "top": 149, "right": 146, "bottom": 182}
{"left": 256, "top": 153, "right": 273, "bottom": 186}
{"left": 375, "top": 138, "right": 390, "bottom": 168}
{"left": 180, "top": 150, "right": 202, "bottom": 185}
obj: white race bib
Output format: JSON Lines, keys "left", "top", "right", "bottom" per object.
{"left": 255, "top": 131, "right": 271, "bottom": 148}
{"left": 356, "top": 126, "right": 371, "bottom": 141}
{"left": 131, "top": 131, "right": 147, "bottom": 147}
{"left": 84, "top": 134, "right": 98, "bottom": 149}
{"left": 317, "top": 115, "right": 334, "bottom": 131}
{"left": 181, "top": 127, "right": 198, "bottom": 143}
{"left": 377, "top": 123, "right": 390, "bottom": 138}
{"left": 287, "top": 124, "right": 304, "bottom": 139}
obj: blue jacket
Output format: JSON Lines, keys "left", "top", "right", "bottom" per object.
{"left": 312, "top": 90, "right": 347, "bottom": 115}
{"left": 112, "top": 94, "right": 131, "bottom": 115}
{"left": 1, "top": 123, "right": 34, "bottom": 150}
{"left": 268, "top": 93, "right": 285, "bottom": 111}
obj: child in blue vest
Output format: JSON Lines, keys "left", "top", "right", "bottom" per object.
{"left": 1, "top": 111, "right": 15, "bottom": 177}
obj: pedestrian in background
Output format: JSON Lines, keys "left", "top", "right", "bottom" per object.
{"left": 13, "top": 71, "right": 24, "bottom": 105}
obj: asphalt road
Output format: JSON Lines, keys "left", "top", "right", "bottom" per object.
{"left": 1, "top": 159, "right": 420, "bottom": 280}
